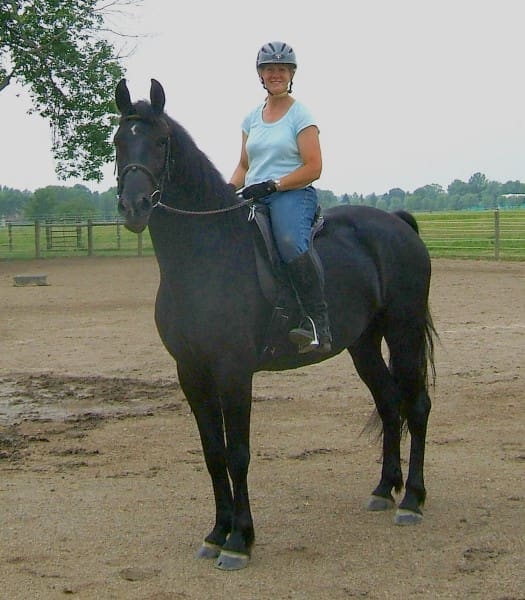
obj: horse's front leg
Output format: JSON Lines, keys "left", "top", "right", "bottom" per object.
{"left": 177, "top": 366, "right": 234, "bottom": 560}
{"left": 178, "top": 363, "right": 255, "bottom": 570}
{"left": 213, "top": 368, "right": 254, "bottom": 570}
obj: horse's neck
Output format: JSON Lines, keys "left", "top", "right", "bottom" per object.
{"left": 149, "top": 209, "right": 253, "bottom": 275}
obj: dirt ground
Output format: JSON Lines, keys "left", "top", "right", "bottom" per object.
{"left": 0, "top": 256, "right": 524, "bottom": 600}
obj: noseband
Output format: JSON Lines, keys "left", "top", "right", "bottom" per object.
{"left": 117, "top": 162, "right": 163, "bottom": 204}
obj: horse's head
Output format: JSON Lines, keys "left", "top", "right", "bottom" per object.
{"left": 114, "top": 79, "right": 170, "bottom": 232}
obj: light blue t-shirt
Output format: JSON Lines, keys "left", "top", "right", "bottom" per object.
{"left": 242, "top": 100, "right": 318, "bottom": 187}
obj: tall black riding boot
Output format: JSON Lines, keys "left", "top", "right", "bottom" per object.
{"left": 287, "top": 251, "right": 332, "bottom": 354}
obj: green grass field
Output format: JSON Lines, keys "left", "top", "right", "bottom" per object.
{"left": 416, "top": 210, "right": 525, "bottom": 260}
{"left": 1, "top": 210, "right": 524, "bottom": 261}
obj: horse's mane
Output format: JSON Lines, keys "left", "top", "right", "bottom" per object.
{"left": 128, "top": 100, "right": 229, "bottom": 201}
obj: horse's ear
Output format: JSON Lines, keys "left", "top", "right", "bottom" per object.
{"left": 150, "top": 79, "right": 166, "bottom": 115}
{"left": 115, "top": 79, "right": 133, "bottom": 116}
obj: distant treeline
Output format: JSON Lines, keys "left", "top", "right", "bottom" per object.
{"left": 319, "top": 172, "right": 525, "bottom": 212}
{"left": 1, "top": 172, "right": 524, "bottom": 220}
{"left": 0, "top": 184, "right": 117, "bottom": 221}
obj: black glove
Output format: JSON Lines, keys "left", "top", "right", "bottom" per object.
{"left": 241, "top": 180, "right": 277, "bottom": 200}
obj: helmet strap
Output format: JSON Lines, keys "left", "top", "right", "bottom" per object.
{"left": 260, "top": 78, "right": 294, "bottom": 96}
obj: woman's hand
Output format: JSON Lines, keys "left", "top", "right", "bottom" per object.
{"left": 242, "top": 180, "right": 278, "bottom": 200}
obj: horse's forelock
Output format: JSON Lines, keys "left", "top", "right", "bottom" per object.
{"left": 122, "top": 100, "right": 160, "bottom": 124}
{"left": 119, "top": 101, "right": 181, "bottom": 138}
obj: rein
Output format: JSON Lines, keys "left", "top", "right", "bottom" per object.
{"left": 154, "top": 196, "right": 254, "bottom": 216}
{"left": 117, "top": 115, "right": 254, "bottom": 217}
{"left": 118, "top": 159, "right": 254, "bottom": 217}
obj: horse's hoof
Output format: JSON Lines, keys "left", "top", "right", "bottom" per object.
{"left": 215, "top": 550, "right": 250, "bottom": 571}
{"left": 196, "top": 541, "right": 222, "bottom": 559}
{"left": 366, "top": 495, "right": 395, "bottom": 511}
{"left": 394, "top": 508, "right": 423, "bottom": 525}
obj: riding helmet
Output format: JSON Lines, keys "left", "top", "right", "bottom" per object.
{"left": 256, "top": 41, "right": 297, "bottom": 70}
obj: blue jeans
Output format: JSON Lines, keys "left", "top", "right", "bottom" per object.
{"left": 258, "top": 186, "right": 318, "bottom": 264}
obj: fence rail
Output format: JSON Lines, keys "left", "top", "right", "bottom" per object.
{"left": 1, "top": 210, "right": 524, "bottom": 261}
{"left": 417, "top": 210, "right": 525, "bottom": 260}
{"left": 0, "top": 219, "right": 150, "bottom": 259}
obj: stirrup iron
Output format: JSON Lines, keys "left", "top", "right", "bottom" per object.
{"left": 289, "top": 316, "right": 320, "bottom": 354}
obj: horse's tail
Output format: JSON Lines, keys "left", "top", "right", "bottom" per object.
{"left": 363, "top": 307, "right": 438, "bottom": 440}
{"left": 393, "top": 210, "right": 419, "bottom": 234}
{"left": 363, "top": 306, "right": 437, "bottom": 433}
{"left": 419, "top": 304, "right": 438, "bottom": 390}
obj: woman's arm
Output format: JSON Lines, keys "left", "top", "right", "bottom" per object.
{"left": 229, "top": 132, "right": 249, "bottom": 190}
{"left": 277, "top": 125, "right": 322, "bottom": 191}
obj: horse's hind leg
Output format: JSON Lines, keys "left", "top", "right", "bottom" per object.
{"left": 386, "top": 322, "right": 432, "bottom": 525}
{"left": 349, "top": 324, "right": 403, "bottom": 511}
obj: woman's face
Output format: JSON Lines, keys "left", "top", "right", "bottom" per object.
{"left": 259, "top": 64, "right": 294, "bottom": 95}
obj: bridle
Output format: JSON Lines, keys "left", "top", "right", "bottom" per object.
{"left": 117, "top": 117, "right": 254, "bottom": 217}
{"left": 117, "top": 162, "right": 163, "bottom": 199}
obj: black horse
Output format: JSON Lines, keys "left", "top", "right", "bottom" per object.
{"left": 114, "top": 79, "right": 436, "bottom": 570}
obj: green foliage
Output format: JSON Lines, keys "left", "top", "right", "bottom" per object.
{"left": 333, "top": 172, "right": 525, "bottom": 212}
{"left": 0, "top": 0, "right": 127, "bottom": 181}
{"left": 317, "top": 189, "right": 339, "bottom": 209}
{"left": 0, "top": 183, "right": 118, "bottom": 219}
{"left": 0, "top": 185, "right": 32, "bottom": 217}
{"left": 1, "top": 171, "right": 525, "bottom": 222}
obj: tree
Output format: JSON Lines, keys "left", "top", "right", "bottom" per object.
{"left": 317, "top": 189, "right": 339, "bottom": 209}
{"left": 24, "top": 186, "right": 60, "bottom": 218}
{"left": 0, "top": 1, "right": 135, "bottom": 182}
{"left": 0, "top": 185, "right": 32, "bottom": 218}
{"left": 468, "top": 172, "right": 488, "bottom": 195}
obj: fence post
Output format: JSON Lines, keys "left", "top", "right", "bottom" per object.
{"left": 494, "top": 209, "right": 500, "bottom": 260}
{"left": 35, "top": 220, "right": 41, "bottom": 258}
{"left": 8, "top": 222, "right": 13, "bottom": 252}
{"left": 76, "top": 224, "right": 82, "bottom": 249}
{"left": 138, "top": 231, "right": 143, "bottom": 256}
{"left": 87, "top": 220, "right": 93, "bottom": 256}
{"left": 116, "top": 222, "right": 121, "bottom": 250}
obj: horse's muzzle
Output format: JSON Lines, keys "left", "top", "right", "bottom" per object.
{"left": 118, "top": 195, "right": 152, "bottom": 233}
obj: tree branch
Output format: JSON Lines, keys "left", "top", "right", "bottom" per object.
{"left": 0, "top": 68, "right": 15, "bottom": 93}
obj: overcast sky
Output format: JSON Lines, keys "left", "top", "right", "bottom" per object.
{"left": 2, "top": 0, "right": 524, "bottom": 196}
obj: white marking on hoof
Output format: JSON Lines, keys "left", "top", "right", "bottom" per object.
{"left": 215, "top": 550, "right": 250, "bottom": 571}
{"left": 394, "top": 508, "right": 423, "bottom": 525}
{"left": 366, "top": 495, "right": 396, "bottom": 511}
{"left": 196, "top": 541, "right": 221, "bottom": 559}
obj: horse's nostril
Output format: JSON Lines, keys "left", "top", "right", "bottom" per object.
{"left": 140, "top": 196, "right": 151, "bottom": 212}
